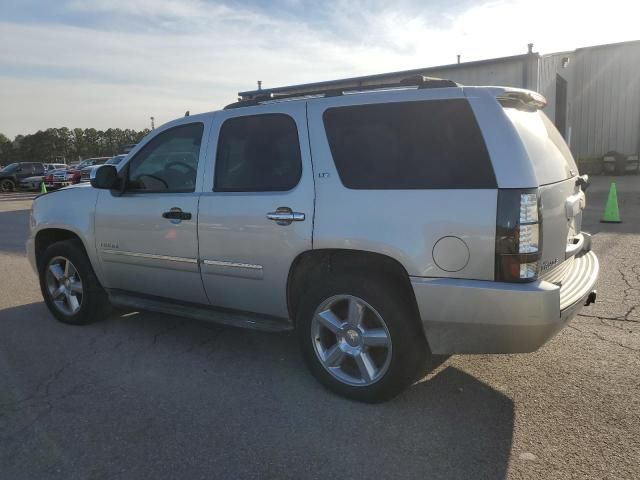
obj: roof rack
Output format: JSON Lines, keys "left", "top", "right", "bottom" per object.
{"left": 224, "top": 75, "right": 459, "bottom": 110}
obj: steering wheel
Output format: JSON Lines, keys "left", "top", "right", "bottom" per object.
{"left": 165, "top": 161, "right": 197, "bottom": 188}
{"left": 136, "top": 174, "right": 168, "bottom": 189}
{"left": 166, "top": 161, "right": 197, "bottom": 175}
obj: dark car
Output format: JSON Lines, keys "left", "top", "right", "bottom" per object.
{"left": 0, "top": 162, "right": 45, "bottom": 192}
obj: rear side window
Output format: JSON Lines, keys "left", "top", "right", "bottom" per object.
{"left": 215, "top": 114, "right": 302, "bottom": 192}
{"left": 504, "top": 108, "right": 578, "bottom": 185}
{"left": 323, "top": 99, "right": 496, "bottom": 189}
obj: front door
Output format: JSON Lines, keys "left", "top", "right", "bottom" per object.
{"left": 198, "top": 102, "right": 315, "bottom": 318}
{"left": 94, "top": 120, "right": 211, "bottom": 304}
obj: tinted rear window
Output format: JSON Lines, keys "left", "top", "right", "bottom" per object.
{"left": 215, "top": 114, "right": 302, "bottom": 192}
{"left": 322, "top": 99, "right": 496, "bottom": 189}
{"left": 504, "top": 108, "right": 578, "bottom": 185}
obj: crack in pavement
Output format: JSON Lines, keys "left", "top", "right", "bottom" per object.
{"left": 617, "top": 265, "right": 640, "bottom": 321}
{"left": 578, "top": 313, "right": 640, "bottom": 324}
{"left": 568, "top": 324, "right": 640, "bottom": 352}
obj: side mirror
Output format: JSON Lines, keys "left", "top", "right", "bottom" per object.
{"left": 90, "top": 165, "right": 118, "bottom": 189}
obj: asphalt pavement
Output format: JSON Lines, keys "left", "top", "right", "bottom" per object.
{"left": 0, "top": 177, "right": 639, "bottom": 480}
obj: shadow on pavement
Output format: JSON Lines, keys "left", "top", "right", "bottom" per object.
{"left": 0, "top": 301, "right": 515, "bottom": 480}
{"left": 0, "top": 209, "right": 30, "bottom": 254}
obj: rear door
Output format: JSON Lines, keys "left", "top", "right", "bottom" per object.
{"left": 504, "top": 108, "right": 584, "bottom": 272}
{"left": 197, "top": 102, "right": 314, "bottom": 318}
{"left": 33, "top": 163, "right": 45, "bottom": 176}
{"left": 17, "top": 163, "right": 35, "bottom": 180}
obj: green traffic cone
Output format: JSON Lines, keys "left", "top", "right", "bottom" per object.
{"left": 40, "top": 181, "right": 47, "bottom": 194}
{"left": 601, "top": 182, "right": 621, "bottom": 223}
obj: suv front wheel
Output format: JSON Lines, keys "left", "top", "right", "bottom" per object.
{"left": 297, "top": 273, "right": 429, "bottom": 403}
{"left": 39, "top": 239, "right": 110, "bottom": 325}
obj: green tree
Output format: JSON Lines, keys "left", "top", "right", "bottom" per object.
{"left": 0, "top": 133, "right": 12, "bottom": 166}
{"left": 3, "top": 127, "right": 150, "bottom": 163}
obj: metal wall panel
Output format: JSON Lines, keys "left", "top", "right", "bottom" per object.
{"left": 570, "top": 42, "right": 640, "bottom": 158}
{"left": 538, "top": 52, "right": 575, "bottom": 126}
{"left": 424, "top": 59, "right": 531, "bottom": 89}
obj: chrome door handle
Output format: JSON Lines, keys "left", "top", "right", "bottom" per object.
{"left": 267, "top": 207, "right": 305, "bottom": 225}
{"left": 162, "top": 208, "right": 192, "bottom": 221}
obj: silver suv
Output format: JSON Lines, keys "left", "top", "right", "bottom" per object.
{"left": 27, "top": 76, "right": 599, "bottom": 402}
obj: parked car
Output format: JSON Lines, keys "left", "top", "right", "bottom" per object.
{"left": 19, "top": 163, "right": 69, "bottom": 190}
{"left": 43, "top": 169, "right": 67, "bottom": 190}
{"left": 50, "top": 157, "right": 109, "bottom": 188}
{"left": 1, "top": 162, "right": 45, "bottom": 192}
{"left": 80, "top": 155, "right": 127, "bottom": 182}
{"left": 20, "top": 175, "right": 45, "bottom": 191}
{"left": 45, "top": 163, "right": 68, "bottom": 172}
{"left": 28, "top": 78, "right": 599, "bottom": 402}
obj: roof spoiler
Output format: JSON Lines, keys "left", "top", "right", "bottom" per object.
{"left": 496, "top": 89, "right": 547, "bottom": 111}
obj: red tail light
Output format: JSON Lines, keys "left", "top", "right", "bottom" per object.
{"left": 495, "top": 189, "right": 542, "bottom": 282}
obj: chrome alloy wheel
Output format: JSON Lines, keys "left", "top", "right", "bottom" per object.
{"left": 45, "top": 256, "right": 84, "bottom": 315}
{"left": 311, "top": 295, "right": 392, "bottom": 386}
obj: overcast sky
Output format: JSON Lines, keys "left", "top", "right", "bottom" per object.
{"left": 1, "top": 0, "right": 638, "bottom": 138}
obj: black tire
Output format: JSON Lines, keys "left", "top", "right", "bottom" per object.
{"left": 0, "top": 179, "right": 15, "bottom": 192}
{"left": 297, "top": 272, "right": 429, "bottom": 403}
{"left": 38, "top": 239, "right": 111, "bottom": 325}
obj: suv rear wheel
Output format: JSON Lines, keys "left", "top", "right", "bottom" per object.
{"left": 39, "top": 239, "right": 110, "bottom": 325}
{"left": 0, "top": 179, "right": 15, "bottom": 192}
{"left": 297, "top": 272, "right": 429, "bottom": 403}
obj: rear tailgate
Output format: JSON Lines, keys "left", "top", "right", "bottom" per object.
{"left": 504, "top": 108, "right": 585, "bottom": 280}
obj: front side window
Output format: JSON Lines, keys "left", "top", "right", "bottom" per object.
{"left": 323, "top": 99, "right": 496, "bottom": 189}
{"left": 127, "top": 123, "right": 203, "bottom": 192}
{"left": 214, "top": 114, "right": 302, "bottom": 192}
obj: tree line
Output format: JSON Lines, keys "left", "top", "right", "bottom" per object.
{"left": 0, "top": 127, "right": 150, "bottom": 166}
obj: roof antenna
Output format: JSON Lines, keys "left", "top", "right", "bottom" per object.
{"left": 184, "top": 110, "right": 190, "bottom": 117}
{"left": 257, "top": 80, "right": 262, "bottom": 91}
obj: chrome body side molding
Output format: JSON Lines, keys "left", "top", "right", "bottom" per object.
{"left": 100, "top": 249, "right": 198, "bottom": 264}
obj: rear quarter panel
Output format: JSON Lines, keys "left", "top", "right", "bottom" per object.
{"left": 307, "top": 90, "right": 498, "bottom": 280}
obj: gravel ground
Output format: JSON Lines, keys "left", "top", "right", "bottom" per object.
{"left": 0, "top": 177, "right": 638, "bottom": 480}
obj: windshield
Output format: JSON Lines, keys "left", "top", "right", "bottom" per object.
{"left": 1, "top": 163, "right": 19, "bottom": 172}
{"left": 76, "top": 160, "right": 92, "bottom": 169}
{"left": 106, "top": 155, "right": 125, "bottom": 165}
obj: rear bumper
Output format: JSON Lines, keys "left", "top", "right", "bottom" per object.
{"left": 411, "top": 250, "right": 599, "bottom": 354}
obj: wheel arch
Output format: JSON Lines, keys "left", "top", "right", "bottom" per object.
{"left": 35, "top": 228, "right": 88, "bottom": 269}
{"left": 287, "top": 248, "right": 423, "bottom": 332}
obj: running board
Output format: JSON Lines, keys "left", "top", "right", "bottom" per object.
{"left": 107, "top": 290, "right": 293, "bottom": 333}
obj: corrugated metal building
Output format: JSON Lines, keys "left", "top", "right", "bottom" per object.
{"left": 246, "top": 40, "right": 640, "bottom": 160}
